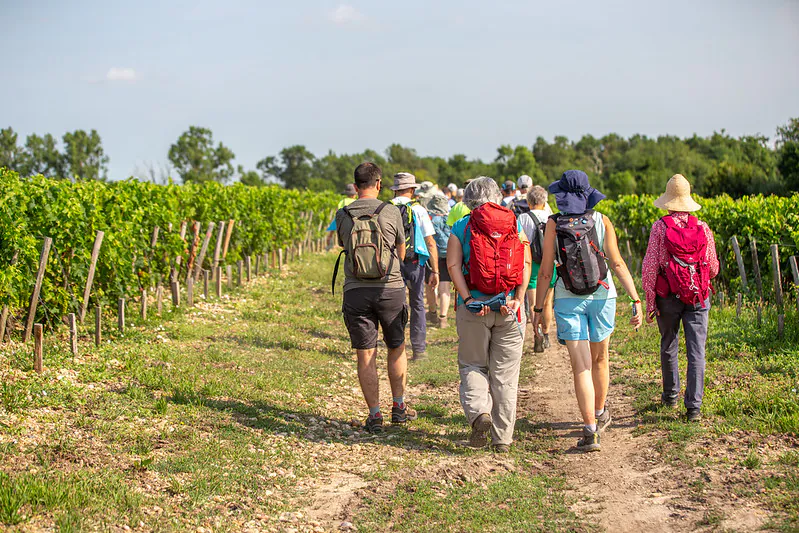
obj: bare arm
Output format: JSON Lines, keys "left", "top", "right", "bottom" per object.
{"left": 534, "top": 220, "right": 557, "bottom": 310}
{"left": 602, "top": 216, "right": 642, "bottom": 327}
{"left": 446, "top": 234, "right": 489, "bottom": 316}
{"left": 424, "top": 235, "right": 439, "bottom": 287}
{"left": 396, "top": 241, "right": 406, "bottom": 262}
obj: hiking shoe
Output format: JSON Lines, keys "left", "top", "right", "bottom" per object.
{"left": 438, "top": 316, "right": 448, "bottom": 329}
{"left": 597, "top": 406, "right": 612, "bottom": 432}
{"left": 391, "top": 404, "right": 418, "bottom": 424}
{"left": 492, "top": 443, "right": 511, "bottom": 454}
{"left": 686, "top": 408, "right": 702, "bottom": 422}
{"left": 662, "top": 395, "right": 678, "bottom": 408}
{"left": 469, "top": 413, "right": 492, "bottom": 448}
{"left": 533, "top": 335, "right": 544, "bottom": 353}
{"left": 542, "top": 334, "right": 551, "bottom": 349}
{"left": 365, "top": 414, "right": 384, "bottom": 433}
{"left": 576, "top": 427, "right": 601, "bottom": 452}
{"left": 411, "top": 351, "right": 427, "bottom": 362}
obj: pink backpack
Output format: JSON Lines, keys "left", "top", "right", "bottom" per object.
{"left": 655, "top": 215, "right": 711, "bottom": 305}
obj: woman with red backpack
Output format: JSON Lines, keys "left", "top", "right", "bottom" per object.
{"left": 642, "top": 174, "right": 719, "bottom": 423}
{"left": 532, "top": 170, "right": 643, "bottom": 452}
{"left": 446, "top": 177, "right": 532, "bottom": 453}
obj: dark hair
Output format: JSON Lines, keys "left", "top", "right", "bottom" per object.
{"left": 354, "top": 162, "right": 382, "bottom": 188}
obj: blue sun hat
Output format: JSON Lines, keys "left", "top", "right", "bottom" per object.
{"left": 548, "top": 170, "right": 606, "bottom": 214}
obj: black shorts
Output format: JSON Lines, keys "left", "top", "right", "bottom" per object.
{"left": 425, "top": 258, "right": 452, "bottom": 283}
{"left": 342, "top": 287, "right": 408, "bottom": 350}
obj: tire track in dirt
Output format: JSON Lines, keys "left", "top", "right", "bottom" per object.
{"left": 519, "top": 334, "right": 768, "bottom": 532}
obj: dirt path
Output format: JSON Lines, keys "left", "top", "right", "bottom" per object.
{"left": 521, "top": 338, "right": 768, "bottom": 532}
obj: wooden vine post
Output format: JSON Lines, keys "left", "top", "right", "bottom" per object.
{"left": 24, "top": 237, "right": 53, "bottom": 343}
{"left": 95, "top": 306, "right": 102, "bottom": 347}
{"left": 222, "top": 220, "right": 235, "bottom": 260}
{"left": 33, "top": 324, "right": 43, "bottom": 373}
{"left": 79, "top": 230, "right": 105, "bottom": 323}
{"left": 730, "top": 236, "right": 747, "bottom": 293}
{"left": 185, "top": 221, "right": 201, "bottom": 282}
{"left": 186, "top": 278, "right": 194, "bottom": 306}
{"left": 749, "top": 237, "right": 763, "bottom": 302}
{"left": 156, "top": 285, "right": 164, "bottom": 316}
{"left": 118, "top": 298, "right": 125, "bottom": 334}
{"left": 68, "top": 313, "right": 78, "bottom": 356}
{"left": 215, "top": 267, "right": 222, "bottom": 298}
{"left": 211, "top": 220, "right": 225, "bottom": 278}
{"left": 191, "top": 222, "right": 214, "bottom": 283}
{"left": 171, "top": 221, "right": 188, "bottom": 282}
{"left": 789, "top": 256, "right": 799, "bottom": 313}
{"left": 770, "top": 245, "right": 784, "bottom": 337}
{"left": 203, "top": 270, "right": 209, "bottom": 300}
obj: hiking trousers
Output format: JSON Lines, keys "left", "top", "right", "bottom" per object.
{"left": 456, "top": 304, "right": 525, "bottom": 445}
{"left": 656, "top": 294, "right": 710, "bottom": 410}
{"left": 402, "top": 261, "right": 427, "bottom": 355}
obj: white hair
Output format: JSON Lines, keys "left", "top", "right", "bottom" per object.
{"left": 463, "top": 176, "right": 502, "bottom": 211}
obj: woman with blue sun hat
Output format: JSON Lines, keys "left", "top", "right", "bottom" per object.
{"left": 532, "top": 170, "right": 642, "bottom": 453}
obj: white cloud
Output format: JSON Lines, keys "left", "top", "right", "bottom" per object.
{"left": 329, "top": 4, "right": 366, "bottom": 26}
{"left": 105, "top": 67, "right": 138, "bottom": 82}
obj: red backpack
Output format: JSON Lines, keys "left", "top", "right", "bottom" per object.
{"left": 464, "top": 203, "right": 525, "bottom": 295}
{"left": 655, "top": 215, "right": 711, "bottom": 305}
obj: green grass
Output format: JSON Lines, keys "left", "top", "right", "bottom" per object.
{"left": 0, "top": 252, "right": 581, "bottom": 531}
{"left": 357, "top": 473, "right": 590, "bottom": 533}
{"left": 609, "top": 294, "right": 799, "bottom": 530}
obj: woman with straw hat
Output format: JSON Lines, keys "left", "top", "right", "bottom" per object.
{"left": 642, "top": 174, "right": 719, "bottom": 423}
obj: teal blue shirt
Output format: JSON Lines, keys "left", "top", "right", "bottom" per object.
{"left": 451, "top": 214, "right": 527, "bottom": 304}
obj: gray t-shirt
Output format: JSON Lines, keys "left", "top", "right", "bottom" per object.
{"left": 336, "top": 198, "right": 405, "bottom": 291}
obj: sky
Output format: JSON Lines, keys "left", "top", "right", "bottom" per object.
{"left": 2, "top": 0, "right": 798, "bottom": 181}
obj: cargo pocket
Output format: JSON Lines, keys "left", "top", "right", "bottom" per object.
{"left": 401, "top": 304, "right": 409, "bottom": 329}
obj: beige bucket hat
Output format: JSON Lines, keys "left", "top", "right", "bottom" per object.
{"left": 653, "top": 174, "right": 702, "bottom": 212}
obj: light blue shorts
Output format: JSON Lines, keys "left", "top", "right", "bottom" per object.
{"left": 554, "top": 298, "right": 616, "bottom": 344}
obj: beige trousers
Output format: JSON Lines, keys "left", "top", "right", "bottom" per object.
{"left": 456, "top": 304, "right": 525, "bottom": 445}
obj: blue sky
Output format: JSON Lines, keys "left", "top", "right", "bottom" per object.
{"left": 2, "top": 0, "right": 798, "bottom": 180}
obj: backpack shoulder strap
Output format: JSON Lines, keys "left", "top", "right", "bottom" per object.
{"left": 331, "top": 249, "right": 346, "bottom": 295}
{"left": 372, "top": 202, "right": 388, "bottom": 217}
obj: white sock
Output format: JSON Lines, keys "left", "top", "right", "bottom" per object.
{"left": 586, "top": 423, "right": 597, "bottom": 432}
{"left": 595, "top": 409, "right": 605, "bottom": 417}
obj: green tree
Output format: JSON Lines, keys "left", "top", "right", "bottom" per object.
{"left": 238, "top": 165, "right": 264, "bottom": 187}
{"left": 257, "top": 145, "right": 316, "bottom": 189}
{"left": 62, "top": 129, "right": 109, "bottom": 181}
{"left": 21, "top": 133, "right": 64, "bottom": 178}
{"left": 0, "top": 127, "right": 23, "bottom": 171}
{"left": 777, "top": 118, "right": 799, "bottom": 192}
{"left": 168, "top": 126, "right": 235, "bottom": 184}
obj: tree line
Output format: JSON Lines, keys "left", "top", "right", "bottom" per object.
{"left": 2, "top": 119, "right": 798, "bottom": 198}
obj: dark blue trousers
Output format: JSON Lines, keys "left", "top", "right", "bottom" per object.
{"left": 402, "top": 261, "right": 427, "bottom": 355}
{"left": 656, "top": 295, "right": 710, "bottom": 410}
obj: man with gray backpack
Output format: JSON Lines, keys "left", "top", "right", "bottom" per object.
{"left": 333, "top": 162, "right": 417, "bottom": 433}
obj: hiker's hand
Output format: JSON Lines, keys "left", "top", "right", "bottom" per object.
{"left": 501, "top": 298, "right": 521, "bottom": 317}
{"left": 427, "top": 271, "right": 439, "bottom": 288}
{"left": 646, "top": 307, "right": 658, "bottom": 324}
{"left": 630, "top": 301, "right": 643, "bottom": 329}
{"left": 532, "top": 311, "right": 542, "bottom": 333}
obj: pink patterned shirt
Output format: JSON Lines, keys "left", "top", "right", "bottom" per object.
{"left": 641, "top": 212, "right": 720, "bottom": 315}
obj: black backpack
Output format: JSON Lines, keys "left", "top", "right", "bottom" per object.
{"left": 523, "top": 212, "right": 546, "bottom": 264}
{"left": 512, "top": 198, "right": 531, "bottom": 217}
{"left": 392, "top": 200, "right": 416, "bottom": 263}
{"left": 552, "top": 211, "right": 609, "bottom": 295}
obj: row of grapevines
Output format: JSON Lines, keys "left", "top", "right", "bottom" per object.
{"left": 601, "top": 193, "right": 799, "bottom": 296}
{"left": 0, "top": 169, "right": 338, "bottom": 323}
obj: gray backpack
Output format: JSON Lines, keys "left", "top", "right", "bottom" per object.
{"left": 552, "top": 210, "right": 609, "bottom": 295}
{"left": 331, "top": 203, "right": 393, "bottom": 294}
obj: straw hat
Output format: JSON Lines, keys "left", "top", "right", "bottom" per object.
{"left": 653, "top": 174, "right": 701, "bottom": 212}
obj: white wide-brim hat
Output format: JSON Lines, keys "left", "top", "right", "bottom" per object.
{"left": 653, "top": 174, "right": 702, "bottom": 212}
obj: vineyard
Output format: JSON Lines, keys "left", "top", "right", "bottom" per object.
{"left": 0, "top": 168, "right": 339, "bottom": 337}
{"left": 1, "top": 172, "right": 799, "bottom": 531}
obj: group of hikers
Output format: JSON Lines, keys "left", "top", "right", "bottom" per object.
{"left": 333, "top": 162, "right": 718, "bottom": 452}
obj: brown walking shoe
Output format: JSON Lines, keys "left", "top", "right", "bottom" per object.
{"left": 469, "top": 413, "right": 492, "bottom": 448}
